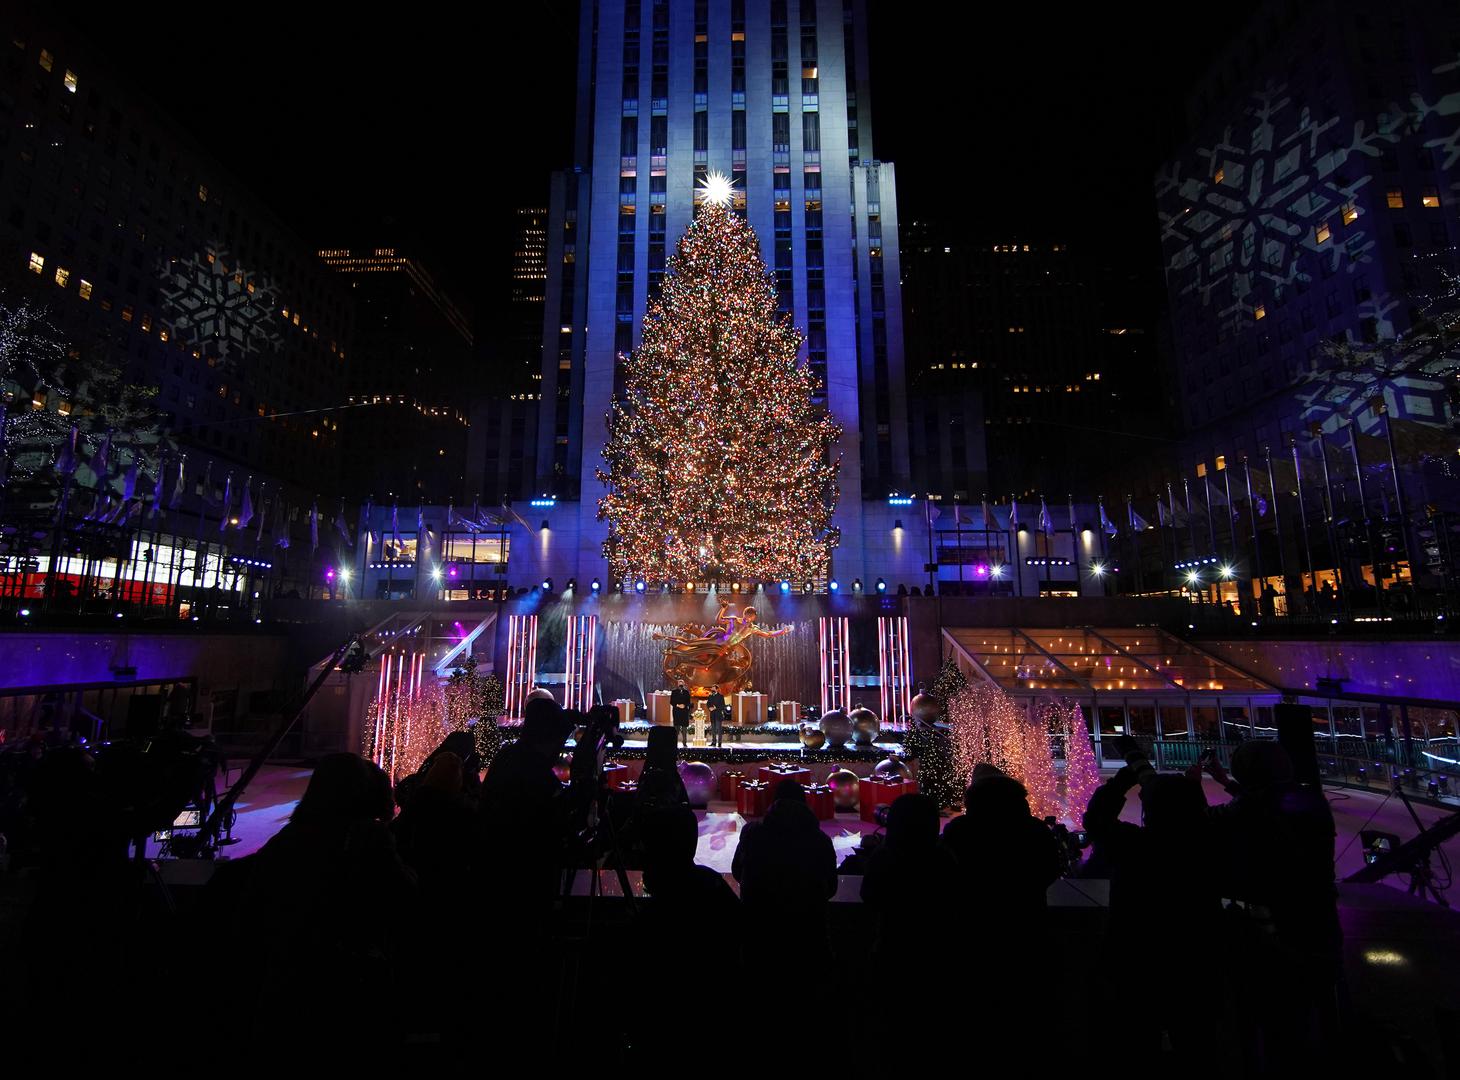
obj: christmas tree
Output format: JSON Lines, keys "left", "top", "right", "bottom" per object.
{"left": 597, "top": 174, "right": 841, "bottom": 583}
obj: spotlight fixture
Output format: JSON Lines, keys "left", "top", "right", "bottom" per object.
{"left": 852, "top": 579, "right": 862, "bottom": 592}
{"left": 540, "top": 519, "right": 550, "bottom": 532}
{"left": 431, "top": 566, "right": 443, "bottom": 581}
{"left": 990, "top": 564, "right": 1005, "bottom": 579}
{"left": 542, "top": 577, "right": 553, "bottom": 591}
{"left": 339, "top": 568, "right": 352, "bottom": 582}
{"left": 1185, "top": 571, "right": 1201, "bottom": 585}
{"left": 635, "top": 579, "right": 646, "bottom": 593}
{"left": 591, "top": 578, "right": 601, "bottom": 592}
{"left": 18, "top": 607, "right": 30, "bottom": 617}
{"left": 829, "top": 580, "right": 839, "bottom": 591}
{"left": 780, "top": 580, "right": 790, "bottom": 593}
{"left": 893, "top": 519, "right": 904, "bottom": 531}
{"left": 732, "top": 581, "right": 741, "bottom": 593}
{"left": 566, "top": 578, "right": 576, "bottom": 592}
{"left": 876, "top": 578, "right": 887, "bottom": 593}
{"left": 1090, "top": 562, "right": 1106, "bottom": 577}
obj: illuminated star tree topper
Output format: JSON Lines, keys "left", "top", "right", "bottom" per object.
{"left": 597, "top": 197, "right": 841, "bottom": 583}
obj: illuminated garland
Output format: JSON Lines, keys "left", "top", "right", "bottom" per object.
{"left": 1058, "top": 701, "right": 1101, "bottom": 826}
{"left": 597, "top": 201, "right": 842, "bottom": 582}
{"left": 364, "top": 657, "right": 507, "bottom": 783}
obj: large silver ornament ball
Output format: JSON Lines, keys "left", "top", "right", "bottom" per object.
{"left": 800, "top": 725, "right": 827, "bottom": 750}
{"left": 849, "top": 707, "right": 880, "bottom": 746}
{"left": 679, "top": 761, "right": 716, "bottom": 807}
{"left": 874, "top": 756, "right": 912, "bottom": 780}
{"left": 526, "top": 687, "right": 557, "bottom": 704}
{"left": 828, "top": 768, "right": 860, "bottom": 811}
{"left": 819, "top": 708, "right": 852, "bottom": 748}
{"left": 909, "top": 693, "right": 942, "bottom": 723}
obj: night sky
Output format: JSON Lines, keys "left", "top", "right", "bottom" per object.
{"left": 51, "top": 2, "right": 1250, "bottom": 327}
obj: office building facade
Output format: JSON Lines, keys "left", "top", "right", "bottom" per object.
{"left": 1157, "top": 0, "right": 1460, "bottom": 473}
{"left": 537, "top": 0, "right": 909, "bottom": 584}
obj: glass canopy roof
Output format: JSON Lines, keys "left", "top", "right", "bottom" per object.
{"left": 943, "top": 627, "right": 1273, "bottom": 696}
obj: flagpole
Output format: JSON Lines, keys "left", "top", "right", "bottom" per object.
{"left": 1375, "top": 399, "right": 1416, "bottom": 604}
{"left": 1290, "top": 437, "right": 1317, "bottom": 611}
{"left": 1265, "top": 447, "right": 1288, "bottom": 613}
{"left": 954, "top": 496, "right": 963, "bottom": 587}
{"left": 1349, "top": 422, "right": 1383, "bottom": 616}
{"left": 1069, "top": 495, "right": 1081, "bottom": 597}
{"left": 924, "top": 496, "right": 935, "bottom": 594}
{"left": 1315, "top": 430, "right": 1348, "bottom": 615}
{"left": 1244, "top": 457, "right": 1264, "bottom": 612}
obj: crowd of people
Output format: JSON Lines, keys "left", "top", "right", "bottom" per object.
{"left": 0, "top": 698, "right": 1345, "bottom": 1069}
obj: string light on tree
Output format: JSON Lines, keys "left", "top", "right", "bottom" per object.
{"left": 598, "top": 195, "right": 841, "bottom": 584}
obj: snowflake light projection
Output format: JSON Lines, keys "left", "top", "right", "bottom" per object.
{"left": 160, "top": 246, "right": 281, "bottom": 372}
{"left": 1158, "top": 80, "right": 1399, "bottom": 337}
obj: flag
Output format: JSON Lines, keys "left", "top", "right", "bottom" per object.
{"left": 417, "top": 504, "right": 431, "bottom": 556}
{"left": 54, "top": 425, "right": 79, "bottom": 476}
{"left": 391, "top": 504, "right": 402, "bottom": 550}
{"left": 1158, "top": 498, "right": 1170, "bottom": 527}
{"left": 218, "top": 473, "right": 233, "bottom": 531}
{"left": 1068, "top": 496, "right": 1077, "bottom": 533}
{"left": 237, "top": 479, "right": 255, "bottom": 530}
{"left": 499, "top": 501, "right": 532, "bottom": 530}
{"left": 1037, "top": 497, "right": 1054, "bottom": 536}
{"left": 981, "top": 499, "right": 998, "bottom": 531}
{"left": 358, "top": 498, "right": 374, "bottom": 546}
{"left": 88, "top": 430, "right": 112, "bottom": 480}
{"left": 119, "top": 458, "right": 138, "bottom": 502}
{"left": 169, "top": 455, "right": 186, "bottom": 509}
{"left": 1128, "top": 498, "right": 1150, "bottom": 532}
{"left": 149, "top": 458, "right": 166, "bottom": 519}
{"left": 275, "top": 500, "right": 291, "bottom": 550}
{"left": 1099, "top": 499, "right": 1118, "bottom": 537}
{"left": 200, "top": 461, "right": 215, "bottom": 507}
{"left": 310, "top": 501, "right": 319, "bottom": 553}
{"left": 256, "top": 486, "right": 269, "bottom": 542}
{"left": 1009, "top": 497, "right": 1020, "bottom": 531}
{"left": 336, "top": 500, "right": 354, "bottom": 546}
{"left": 925, "top": 498, "right": 941, "bottom": 523}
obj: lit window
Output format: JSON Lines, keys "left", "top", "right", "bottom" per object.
{"left": 57, "top": 400, "right": 72, "bottom": 416}
{"left": 63, "top": 69, "right": 77, "bottom": 93}
{"left": 121, "top": 305, "right": 133, "bottom": 323}
{"left": 159, "top": 329, "right": 169, "bottom": 342}
{"left": 198, "top": 184, "right": 208, "bottom": 202}
{"left": 731, "top": 30, "right": 745, "bottom": 41}
{"left": 1342, "top": 203, "right": 1358, "bottom": 225}
{"left": 281, "top": 308, "right": 289, "bottom": 318}
{"left": 802, "top": 65, "right": 818, "bottom": 79}
{"left": 1386, "top": 189, "right": 1404, "bottom": 209}
{"left": 245, "top": 281, "right": 255, "bottom": 294}
{"left": 54, "top": 266, "right": 69, "bottom": 287}
{"left": 78, "top": 279, "right": 92, "bottom": 300}
{"left": 1421, "top": 188, "right": 1440, "bottom": 209}
{"left": 32, "top": 391, "right": 47, "bottom": 409}
{"left": 206, "top": 251, "right": 216, "bottom": 264}
{"left": 38, "top": 48, "right": 53, "bottom": 72}
{"left": 27, "top": 252, "right": 44, "bottom": 274}
{"left": 140, "top": 313, "right": 152, "bottom": 332}
{"left": 1213, "top": 167, "right": 1225, "bottom": 185}
{"left": 1196, "top": 462, "right": 1207, "bottom": 478}
{"left": 292, "top": 313, "right": 300, "bottom": 326}
{"left": 1314, "top": 222, "right": 1330, "bottom": 244}
{"left": 1215, "top": 455, "right": 1226, "bottom": 471}
{"left": 1254, "top": 304, "right": 1266, "bottom": 320}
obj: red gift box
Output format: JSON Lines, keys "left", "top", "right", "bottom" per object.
{"left": 602, "top": 762, "right": 630, "bottom": 789}
{"left": 804, "top": 784, "right": 835, "bottom": 821}
{"left": 736, "top": 779, "right": 772, "bottom": 817}
{"left": 858, "top": 774, "right": 920, "bottom": 822}
{"left": 719, "top": 769, "right": 747, "bottom": 801}
{"left": 758, "top": 764, "right": 812, "bottom": 791}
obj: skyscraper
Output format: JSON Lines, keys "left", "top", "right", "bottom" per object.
{"left": 1156, "top": 1, "right": 1460, "bottom": 471}
{"left": 538, "top": 0, "right": 907, "bottom": 582}
{"left": 317, "top": 246, "right": 472, "bottom": 501}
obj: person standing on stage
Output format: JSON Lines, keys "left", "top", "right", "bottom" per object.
{"left": 670, "top": 679, "right": 692, "bottom": 747}
{"left": 706, "top": 687, "right": 728, "bottom": 747}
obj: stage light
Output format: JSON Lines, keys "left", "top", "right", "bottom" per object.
{"left": 1219, "top": 564, "right": 1234, "bottom": 579}
{"left": 893, "top": 519, "right": 904, "bottom": 531}
{"left": 431, "top": 566, "right": 443, "bottom": 581}
{"left": 115, "top": 612, "right": 123, "bottom": 619}
{"left": 829, "top": 579, "right": 839, "bottom": 591}
{"left": 446, "top": 565, "right": 458, "bottom": 579}
{"left": 325, "top": 567, "right": 336, "bottom": 581}
{"left": 540, "top": 519, "right": 550, "bottom": 532}
{"left": 1090, "top": 561, "right": 1106, "bottom": 577}
{"left": 566, "top": 578, "right": 576, "bottom": 592}
{"left": 990, "top": 564, "right": 1005, "bottom": 579}
{"left": 635, "top": 579, "right": 646, "bottom": 593}
{"left": 18, "top": 608, "right": 29, "bottom": 617}
{"left": 876, "top": 578, "right": 887, "bottom": 593}
{"left": 732, "top": 581, "right": 741, "bottom": 593}
{"left": 1185, "top": 570, "right": 1201, "bottom": 585}
{"left": 591, "top": 578, "right": 601, "bottom": 592}
{"left": 780, "top": 580, "right": 790, "bottom": 593}
{"left": 852, "top": 579, "right": 862, "bottom": 592}
{"left": 803, "top": 582, "right": 812, "bottom": 593}
{"left": 542, "top": 577, "right": 553, "bottom": 591}
{"left": 972, "top": 563, "right": 991, "bottom": 580}
{"left": 339, "top": 568, "right": 351, "bottom": 582}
